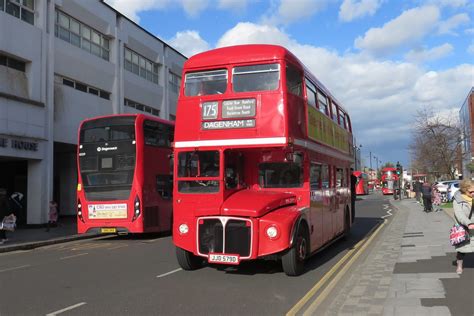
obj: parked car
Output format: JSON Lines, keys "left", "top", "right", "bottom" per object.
{"left": 447, "top": 182, "right": 460, "bottom": 202}
{"left": 435, "top": 180, "right": 459, "bottom": 202}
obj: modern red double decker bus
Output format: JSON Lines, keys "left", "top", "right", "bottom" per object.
{"left": 381, "top": 167, "right": 398, "bottom": 195}
{"left": 352, "top": 171, "right": 369, "bottom": 195}
{"left": 77, "top": 114, "right": 174, "bottom": 234}
{"left": 172, "top": 44, "right": 354, "bottom": 276}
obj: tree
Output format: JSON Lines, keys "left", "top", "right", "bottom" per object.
{"left": 409, "top": 107, "right": 463, "bottom": 180}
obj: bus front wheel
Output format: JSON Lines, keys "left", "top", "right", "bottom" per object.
{"left": 282, "top": 225, "right": 308, "bottom": 276}
{"left": 176, "top": 247, "right": 203, "bottom": 270}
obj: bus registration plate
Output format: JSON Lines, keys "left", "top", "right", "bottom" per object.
{"left": 101, "top": 228, "right": 117, "bottom": 234}
{"left": 208, "top": 253, "right": 240, "bottom": 265}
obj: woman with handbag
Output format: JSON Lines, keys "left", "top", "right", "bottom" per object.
{"left": 453, "top": 179, "right": 474, "bottom": 274}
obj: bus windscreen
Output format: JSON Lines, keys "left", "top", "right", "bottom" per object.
{"left": 184, "top": 69, "right": 227, "bottom": 96}
{"left": 177, "top": 150, "right": 220, "bottom": 193}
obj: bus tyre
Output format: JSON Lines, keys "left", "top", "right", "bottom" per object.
{"left": 282, "top": 225, "right": 308, "bottom": 276}
{"left": 176, "top": 247, "right": 203, "bottom": 270}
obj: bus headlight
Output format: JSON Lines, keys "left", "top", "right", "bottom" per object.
{"left": 266, "top": 225, "right": 279, "bottom": 240}
{"left": 179, "top": 224, "right": 189, "bottom": 235}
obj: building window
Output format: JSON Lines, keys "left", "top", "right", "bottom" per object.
{"left": 169, "top": 114, "right": 176, "bottom": 121}
{"left": 125, "top": 98, "right": 160, "bottom": 116}
{"left": 124, "top": 47, "right": 159, "bottom": 84}
{"left": 0, "top": 54, "right": 26, "bottom": 72}
{"left": 56, "top": 75, "right": 110, "bottom": 100}
{"left": 55, "top": 10, "right": 110, "bottom": 61}
{"left": 1, "top": 0, "right": 34, "bottom": 25}
{"left": 169, "top": 71, "right": 181, "bottom": 94}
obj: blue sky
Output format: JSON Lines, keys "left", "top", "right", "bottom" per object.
{"left": 107, "top": 0, "right": 474, "bottom": 169}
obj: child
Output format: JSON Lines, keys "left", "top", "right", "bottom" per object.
{"left": 432, "top": 186, "right": 442, "bottom": 212}
{"left": 46, "top": 201, "right": 58, "bottom": 232}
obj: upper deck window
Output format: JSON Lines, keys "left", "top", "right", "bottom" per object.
{"left": 305, "top": 78, "right": 317, "bottom": 108}
{"left": 317, "top": 90, "right": 329, "bottom": 115}
{"left": 232, "top": 63, "right": 280, "bottom": 92}
{"left": 286, "top": 65, "right": 303, "bottom": 97}
{"left": 184, "top": 69, "right": 227, "bottom": 96}
{"left": 330, "top": 101, "right": 338, "bottom": 123}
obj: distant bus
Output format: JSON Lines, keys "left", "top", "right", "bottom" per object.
{"left": 173, "top": 44, "right": 354, "bottom": 276}
{"left": 352, "top": 171, "right": 369, "bottom": 195}
{"left": 77, "top": 114, "right": 174, "bottom": 234}
{"left": 381, "top": 167, "right": 398, "bottom": 195}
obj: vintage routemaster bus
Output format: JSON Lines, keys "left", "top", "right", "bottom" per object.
{"left": 77, "top": 114, "right": 174, "bottom": 234}
{"left": 172, "top": 44, "right": 354, "bottom": 276}
{"left": 352, "top": 171, "right": 369, "bottom": 195}
{"left": 381, "top": 167, "right": 398, "bottom": 195}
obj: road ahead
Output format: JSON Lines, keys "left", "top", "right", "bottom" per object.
{"left": 0, "top": 192, "right": 392, "bottom": 316}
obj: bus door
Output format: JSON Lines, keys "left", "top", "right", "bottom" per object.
{"left": 309, "top": 163, "right": 324, "bottom": 249}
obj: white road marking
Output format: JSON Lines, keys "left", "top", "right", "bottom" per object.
{"left": 0, "top": 264, "right": 30, "bottom": 273}
{"left": 382, "top": 208, "right": 393, "bottom": 219}
{"left": 60, "top": 253, "right": 88, "bottom": 260}
{"left": 46, "top": 302, "right": 86, "bottom": 316}
{"left": 156, "top": 268, "right": 182, "bottom": 278}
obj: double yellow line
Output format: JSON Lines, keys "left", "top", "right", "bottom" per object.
{"left": 286, "top": 219, "right": 387, "bottom": 316}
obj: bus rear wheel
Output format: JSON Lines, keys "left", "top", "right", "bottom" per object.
{"left": 282, "top": 225, "right": 308, "bottom": 276}
{"left": 176, "top": 247, "right": 203, "bottom": 270}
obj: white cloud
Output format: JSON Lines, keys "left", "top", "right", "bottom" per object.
{"left": 218, "top": 0, "right": 248, "bottom": 11}
{"left": 105, "top": 0, "right": 208, "bottom": 22}
{"left": 339, "top": 0, "right": 383, "bottom": 22}
{"left": 354, "top": 6, "right": 440, "bottom": 56}
{"left": 404, "top": 43, "right": 454, "bottom": 63}
{"left": 465, "top": 28, "right": 474, "bottom": 34}
{"left": 468, "top": 44, "right": 474, "bottom": 55}
{"left": 438, "top": 13, "right": 470, "bottom": 35}
{"left": 168, "top": 30, "right": 210, "bottom": 57}
{"left": 105, "top": 0, "right": 170, "bottom": 22}
{"left": 214, "top": 22, "right": 473, "bottom": 156}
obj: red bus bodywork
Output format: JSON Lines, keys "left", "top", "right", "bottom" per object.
{"left": 381, "top": 167, "right": 399, "bottom": 195}
{"left": 173, "top": 45, "right": 354, "bottom": 276}
{"left": 353, "top": 171, "right": 369, "bottom": 195}
{"left": 77, "top": 114, "right": 174, "bottom": 234}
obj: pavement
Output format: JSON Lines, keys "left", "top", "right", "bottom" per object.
{"left": 0, "top": 216, "right": 98, "bottom": 253}
{"left": 318, "top": 197, "right": 473, "bottom": 316}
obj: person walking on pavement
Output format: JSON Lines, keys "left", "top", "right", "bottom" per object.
{"left": 452, "top": 180, "right": 474, "bottom": 274}
{"left": 431, "top": 185, "right": 442, "bottom": 212}
{"left": 46, "top": 200, "right": 58, "bottom": 232}
{"left": 421, "top": 181, "right": 432, "bottom": 212}
{"left": 413, "top": 180, "right": 422, "bottom": 203}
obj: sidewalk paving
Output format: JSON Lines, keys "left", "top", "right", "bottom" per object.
{"left": 0, "top": 216, "right": 98, "bottom": 253}
{"left": 318, "top": 198, "right": 473, "bottom": 316}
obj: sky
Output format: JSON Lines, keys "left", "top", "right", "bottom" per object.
{"left": 106, "top": 0, "right": 474, "bottom": 168}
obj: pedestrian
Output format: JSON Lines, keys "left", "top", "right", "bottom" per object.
{"left": 46, "top": 200, "right": 58, "bottom": 232}
{"left": 432, "top": 185, "right": 442, "bottom": 212}
{"left": 350, "top": 171, "right": 357, "bottom": 223}
{"left": 421, "top": 181, "right": 432, "bottom": 212}
{"left": 452, "top": 180, "right": 474, "bottom": 274}
{"left": 413, "top": 180, "right": 422, "bottom": 203}
{"left": 404, "top": 182, "right": 411, "bottom": 199}
{"left": 0, "top": 188, "right": 11, "bottom": 244}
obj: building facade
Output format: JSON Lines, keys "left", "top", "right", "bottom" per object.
{"left": 0, "top": 0, "right": 186, "bottom": 224}
{"left": 460, "top": 87, "right": 474, "bottom": 180}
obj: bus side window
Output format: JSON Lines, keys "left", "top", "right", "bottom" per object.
{"left": 321, "top": 164, "right": 330, "bottom": 189}
{"left": 156, "top": 174, "right": 173, "bottom": 199}
{"left": 310, "top": 163, "right": 322, "bottom": 190}
{"left": 336, "top": 168, "right": 343, "bottom": 187}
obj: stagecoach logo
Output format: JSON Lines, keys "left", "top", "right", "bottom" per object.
{"left": 97, "top": 146, "right": 118, "bottom": 152}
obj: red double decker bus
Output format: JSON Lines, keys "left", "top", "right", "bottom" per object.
{"left": 172, "top": 44, "right": 354, "bottom": 276}
{"left": 381, "top": 167, "right": 398, "bottom": 195}
{"left": 352, "top": 171, "right": 369, "bottom": 195}
{"left": 77, "top": 114, "right": 174, "bottom": 234}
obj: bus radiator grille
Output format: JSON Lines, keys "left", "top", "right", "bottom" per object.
{"left": 198, "top": 218, "right": 251, "bottom": 257}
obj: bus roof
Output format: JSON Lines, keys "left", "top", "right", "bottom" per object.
{"left": 184, "top": 44, "right": 346, "bottom": 113}
{"left": 80, "top": 114, "right": 174, "bottom": 127}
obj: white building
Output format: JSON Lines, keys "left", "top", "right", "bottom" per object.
{"left": 0, "top": 0, "right": 186, "bottom": 224}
